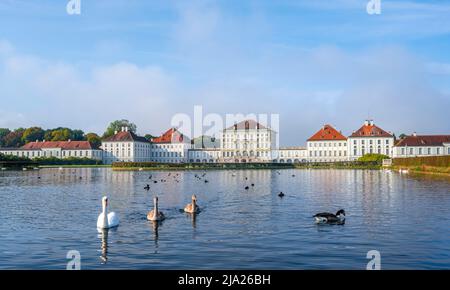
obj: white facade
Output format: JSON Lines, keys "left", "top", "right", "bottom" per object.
{"left": 0, "top": 148, "right": 103, "bottom": 160}
{"left": 347, "top": 120, "right": 394, "bottom": 161}
{"left": 392, "top": 134, "right": 450, "bottom": 158}
{"left": 101, "top": 128, "right": 151, "bottom": 164}
{"left": 188, "top": 149, "right": 221, "bottom": 163}
{"left": 0, "top": 140, "right": 103, "bottom": 161}
{"left": 307, "top": 140, "right": 348, "bottom": 163}
{"left": 221, "top": 120, "right": 277, "bottom": 163}
{"left": 150, "top": 143, "right": 192, "bottom": 163}
{"left": 150, "top": 128, "right": 192, "bottom": 163}
{"left": 274, "top": 147, "right": 307, "bottom": 163}
{"left": 305, "top": 124, "right": 348, "bottom": 163}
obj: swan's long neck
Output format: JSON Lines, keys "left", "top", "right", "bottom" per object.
{"left": 192, "top": 198, "right": 196, "bottom": 209}
{"left": 102, "top": 202, "right": 108, "bottom": 227}
{"left": 153, "top": 199, "right": 158, "bottom": 219}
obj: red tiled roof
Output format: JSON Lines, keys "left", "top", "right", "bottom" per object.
{"left": 350, "top": 123, "right": 393, "bottom": 138}
{"left": 103, "top": 131, "right": 149, "bottom": 143}
{"left": 21, "top": 141, "right": 95, "bottom": 150}
{"left": 152, "top": 128, "right": 188, "bottom": 144}
{"left": 225, "top": 120, "right": 268, "bottom": 130}
{"left": 307, "top": 124, "right": 347, "bottom": 141}
{"left": 395, "top": 135, "right": 450, "bottom": 147}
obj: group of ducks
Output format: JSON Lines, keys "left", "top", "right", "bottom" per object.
{"left": 97, "top": 194, "right": 201, "bottom": 229}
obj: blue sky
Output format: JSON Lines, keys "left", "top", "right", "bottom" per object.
{"left": 1, "top": 0, "right": 450, "bottom": 145}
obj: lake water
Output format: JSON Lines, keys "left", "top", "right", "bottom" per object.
{"left": 0, "top": 168, "right": 449, "bottom": 269}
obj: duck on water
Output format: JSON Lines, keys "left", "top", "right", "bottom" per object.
{"left": 313, "top": 209, "right": 346, "bottom": 224}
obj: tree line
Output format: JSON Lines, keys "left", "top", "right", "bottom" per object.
{"left": 0, "top": 119, "right": 155, "bottom": 149}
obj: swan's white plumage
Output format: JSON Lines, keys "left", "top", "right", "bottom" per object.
{"left": 97, "top": 196, "right": 119, "bottom": 229}
{"left": 97, "top": 212, "right": 119, "bottom": 228}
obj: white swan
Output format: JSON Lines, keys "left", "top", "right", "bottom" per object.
{"left": 147, "top": 196, "right": 165, "bottom": 221}
{"left": 97, "top": 196, "right": 119, "bottom": 229}
{"left": 184, "top": 194, "right": 200, "bottom": 214}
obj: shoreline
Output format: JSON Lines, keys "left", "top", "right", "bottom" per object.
{"left": 389, "top": 165, "right": 450, "bottom": 178}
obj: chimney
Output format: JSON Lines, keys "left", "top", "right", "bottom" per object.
{"left": 364, "top": 120, "right": 369, "bottom": 126}
{"left": 412, "top": 132, "right": 417, "bottom": 137}
{"left": 369, "top": 120, "right": 374, "bottom": 126}
{"left": 36, "top": 139, "right": 39, "bottom": 143}
{"left": 68, "top": 139, "right": 71, "bottom": 142}
{"left": 114, "top": 130, "right": 118, "bottom": 135}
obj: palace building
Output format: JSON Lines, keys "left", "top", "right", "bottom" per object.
{"left": 2, "top": 118, "right": 448, "bottom": 165}
{"left": 0, "top": 140, "right": 103, "bottom": 160}
{"left": 150, "top": 128, "right": 192, "bottom": 163}
{"left": 101, "top": 127, "right": 151, "bottom": 164}
{"left": 221, "top": 120, "right": 277, "bottom": 163}
{"left": 347, "top": 120, "right": 394, "bottom": 160}
{"left": 393, "top": 134, "right": 450, "bottom": 158}
{"left": 307, "top": 124, "right": 348, "bottom": 163}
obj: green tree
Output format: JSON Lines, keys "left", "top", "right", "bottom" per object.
{"left": 0, "top": 128, "right": 11, "bottom": 147}
{"left": 85, "top": 132, "right": 101, "bottom": 149}
{"left": 103, "top": 119, "right": 137, "bottom": 138}
{"left": 21, "top": 127, "right": 45, "bottom": 144}
{"left": 144, "top": 134, "right": 155, "bottom": 141}
{"left": 50, "top": 128, "right": 71, "bottom": 141}
{"left": 399, "top": 133, "right": 407, "bottom": 139}
{"left": 71, "top": 129, "right": 85, "bottom": 141}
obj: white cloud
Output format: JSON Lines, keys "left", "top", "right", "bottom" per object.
{"left": 1, "top": 32, "right": 449, "bottom": 144}
{"left": 0, "top": 45, "right": 180, "bottom": 136}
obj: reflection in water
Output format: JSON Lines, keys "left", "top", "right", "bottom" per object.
{"left": 98, "top": 229, "right": 109, "bottom": 264}
{"left": 190, "top": 212, "right": 197, "bottom": 229}
{"left": 149, "top": 220, "right": 161, "bottom": 252}
{"left": 1, "top": 168, "right": 450, "bottom": 269}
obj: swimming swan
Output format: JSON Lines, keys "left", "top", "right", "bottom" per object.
{"left": 147, "top": 196, "right": 165, "bottom": 221}
{"left": 184, "top": 194, "right": 200, "bottom": 214}
{"left": 97, "top": 196, "right": 120, "bottom": 229}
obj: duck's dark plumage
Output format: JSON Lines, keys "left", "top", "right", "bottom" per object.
{"left": 313, "top": 209, "right": 346, "bottom": 224}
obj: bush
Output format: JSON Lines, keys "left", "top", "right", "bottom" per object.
{"left": 0, "top": 153, "right": 31, "bottom": 162}
{"left": 358, "top": 154, "right": 390, "bottom": 163}
{"left": 33, "top": 157, "right": 103, "bottom": 165}
{"left": 393, "top": 156, "right": 450, "bottom": 167}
